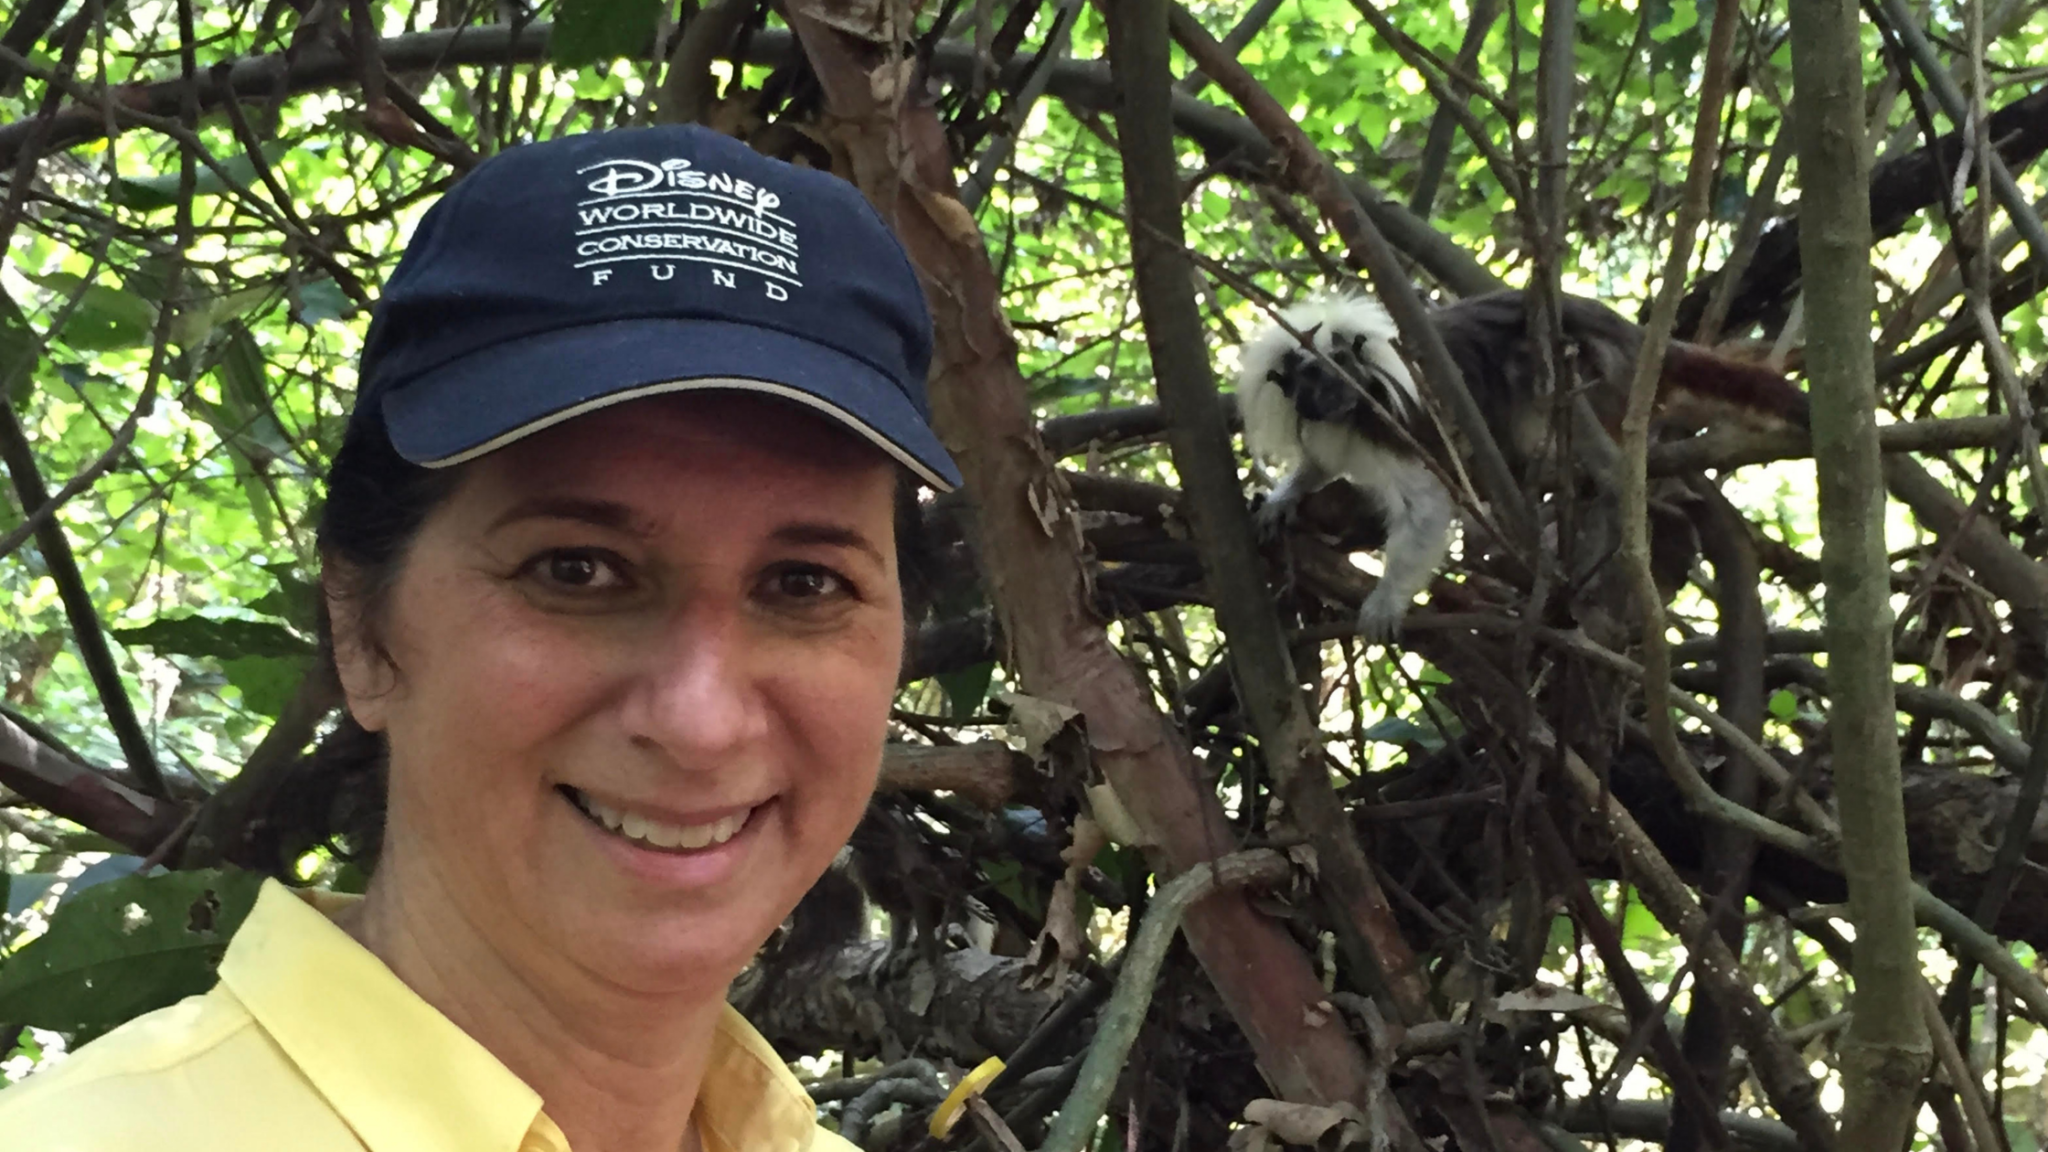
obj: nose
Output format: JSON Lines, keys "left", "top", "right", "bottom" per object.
{"left": 621, "top": 597, "right": 765, "bottom": 764}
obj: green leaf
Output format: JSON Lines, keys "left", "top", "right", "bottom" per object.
{"left": 235, "top": 458, "right": 283, "bottom": 540}
{"left": 550, "top": 0, "right": 663, "bottom": 66}
{"left": 213, "top": 325, "right": 268, "bottom": 414}
{"left": 295, "top": 278, "right": 354, "bottom": 325}
{"left": 980, "top": 856, "right": 1043, "bottom": 919}
{"left": 937, "top": 661, "right": 995, "bottom": 719}
{"left": 112, "top": 615, "right": 312, "bottom": 660}
{"left": 1768, "top": 689, "right": 1799, "bottom": 721}
{"left": 32, "top": 274, "right": 158, "bottom": 352}
{"left": 1619, "top": 891, "right": 1664, "bottom": 949}
{"left": 221, "top": 655, "right": 302, "bottom": 719}
{"left": 1360, "top": 716, "right": 1442, "bottom": 749}
{"left": 125, "top": 251, "right": 176, "bottom": 303}
{"left": 2007, "top": 1118, "right": 2041, "bottom": 1152}
{"left": 249, "top": 563, "right": 321, "bottom": 631}
{"left": 109, "top": 143, "right": 292, "bottom": 213}
{"left": 176, "top": 283, "right": 278, "bottom": 349}
{"left": 195, "top": 323, "right": 295, "bottom": 467}
{"left": 0, "top": 868, "right": 263, "bottom": 1040}
{"left": 3, "top": 1027, "right": 41, "bottom": 1063}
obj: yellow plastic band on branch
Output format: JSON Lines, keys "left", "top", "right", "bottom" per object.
{"left": 927, "top": 1057, "right": 1006, "bottom": 1138}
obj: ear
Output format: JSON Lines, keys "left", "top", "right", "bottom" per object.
{"left": 324, "top": 568, "right": 396, "bottom": 734}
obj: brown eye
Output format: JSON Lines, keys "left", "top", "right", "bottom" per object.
{"left": 765, "top": 564, "right": 849, "bottom": 603}
{"left": 524, "top": 548, "right": 629, "bottom": 592}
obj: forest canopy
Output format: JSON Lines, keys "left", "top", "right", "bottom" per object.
{"left": 2, "top": 0, "right": 2047, "bottom": 1147}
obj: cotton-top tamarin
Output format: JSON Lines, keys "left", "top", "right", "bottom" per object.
{"left": 1238, "top": 289, "right": 1808, "bottom": 639}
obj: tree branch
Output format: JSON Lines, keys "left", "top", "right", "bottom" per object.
{"left": 0, "top": 711, "right": 169, "bottom": 851}
{"left": 1793, "top": 10, "right": 1932, "bottom": 1129}
{"left": 1040, "top": 850, "right": 1292, "bottom": 1152}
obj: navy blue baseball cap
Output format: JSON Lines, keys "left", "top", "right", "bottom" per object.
{"left": 353, "top": 124, "right": 961, "bottom": 491}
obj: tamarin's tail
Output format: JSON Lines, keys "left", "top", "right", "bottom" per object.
{"left": 1661, "top": 342, "right": 1810, "bottom": 427}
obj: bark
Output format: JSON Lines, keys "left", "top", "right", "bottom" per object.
{"left": 1557, "top": 751, "right": 1837, "bottom": 1148}
{"left": 0, "top": 712, "right": 174, "bottom": 851}
{"left": 1041, "top": 851, "right": 1292, "bottom": 1152}
{"left": 734, "top": 938, "right": 1072, "bottom": 1063}
{"left": 1611, "top": 0, "right": 1738, "bottom": 903}
{"left": 1789, "top": 0, "right": 1933, "bottom": 1141}
{"left": 1673, "top": 485, "right": 1768, "bottom": 1152}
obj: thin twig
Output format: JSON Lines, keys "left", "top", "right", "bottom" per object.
{"left": 1174, "top": 0, "right": 1287, "bottom": 97}
{"left": 0, "top": 413, "right": 142, "bottom": 563}
{"left": 1919, "top": 979, "right": 2002, "bottom": 1152}
{"left": 962, "top": 0, "right": 1081, "bottom": 212}
{"left": 1615, "top": 0, "right": 1740, "bottom": 855}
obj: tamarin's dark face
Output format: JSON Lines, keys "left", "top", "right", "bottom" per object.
{"left": 1267, "top": 327, "right": 1418, "bottom": 448}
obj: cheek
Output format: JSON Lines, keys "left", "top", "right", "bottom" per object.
{"left": 380, "top": 580, "right": 614, "bottom": 812}
{"left": 773, "top": 628, "right": 900, "bottom": 829}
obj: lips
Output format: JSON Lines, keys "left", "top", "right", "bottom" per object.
{"left": 560, "top": 786, "right": 752, "bottom": 852}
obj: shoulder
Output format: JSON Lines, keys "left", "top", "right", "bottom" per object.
{"left": 0, "top": 988, "right": 352, "bottom": 1150}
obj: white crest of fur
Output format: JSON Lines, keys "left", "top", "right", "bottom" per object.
{"left": 1236, "top": 295, "right": 1417, "bottom": 468}
{"left": 1237, "top": 294, "right": 1451, "bottom": 641}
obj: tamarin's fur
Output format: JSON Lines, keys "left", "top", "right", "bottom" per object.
{"left": 1239, "top": 288, "right": 1808, "bottom": 639}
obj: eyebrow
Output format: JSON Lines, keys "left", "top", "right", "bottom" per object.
{"left": 486, "top": 496, "right": 657, "bottom": 537}
{"left": 772, "top": 522, "right": 887, "bottom": 567}
{"left": 486, "top": 499, "right": 885, "bottom": 564}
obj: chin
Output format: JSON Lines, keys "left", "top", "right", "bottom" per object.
{"left": 571, "top": 911, "right": 774, "bottom": 996}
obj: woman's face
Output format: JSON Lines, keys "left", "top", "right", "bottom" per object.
{"left": 333, "top": 392, "right": 903, "bottom": 994}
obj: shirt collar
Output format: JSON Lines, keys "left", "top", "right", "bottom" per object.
{"left": 220, "top": 879, "right": 823, "bottom": 1152}
{"left": 221, "top": 880, "right": 551, "bottom": 1152}
{"left": 699, "top": 1009, "right": 826, "bottom": 1152}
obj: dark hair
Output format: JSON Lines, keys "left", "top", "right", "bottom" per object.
{"left": 254, "top": 405, "right": 937, "bottom": 880}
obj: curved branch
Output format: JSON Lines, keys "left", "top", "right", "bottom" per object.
{"left": 1040, "top": 850, "right": 1291, "bottom": 1152}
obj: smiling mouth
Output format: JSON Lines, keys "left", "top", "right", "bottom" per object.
{"left": 559, "top": 786, "right": 753, "bottom": 852}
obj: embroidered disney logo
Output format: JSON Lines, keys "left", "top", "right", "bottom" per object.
{"left": 572, "top": 156, "right": 801, "bottom": 298}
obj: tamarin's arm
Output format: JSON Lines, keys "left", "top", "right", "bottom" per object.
{"left": 1253, "top": 459, "right": 1336, "bottom": 540}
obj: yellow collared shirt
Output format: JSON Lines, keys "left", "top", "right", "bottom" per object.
{"left": 0, "top": 879, "right": 856, "bottom": 1152}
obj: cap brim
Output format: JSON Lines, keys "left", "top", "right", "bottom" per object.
{"left": 380, "top": 317, "right": 962, "bottom": 491}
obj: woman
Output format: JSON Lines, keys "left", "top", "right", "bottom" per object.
{"left": 0, "top": 123, "right": 960, "bottom": 1152}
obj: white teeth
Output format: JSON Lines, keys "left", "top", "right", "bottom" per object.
{"left": 575, "top": 792, "right": 750, "bottom": 852}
